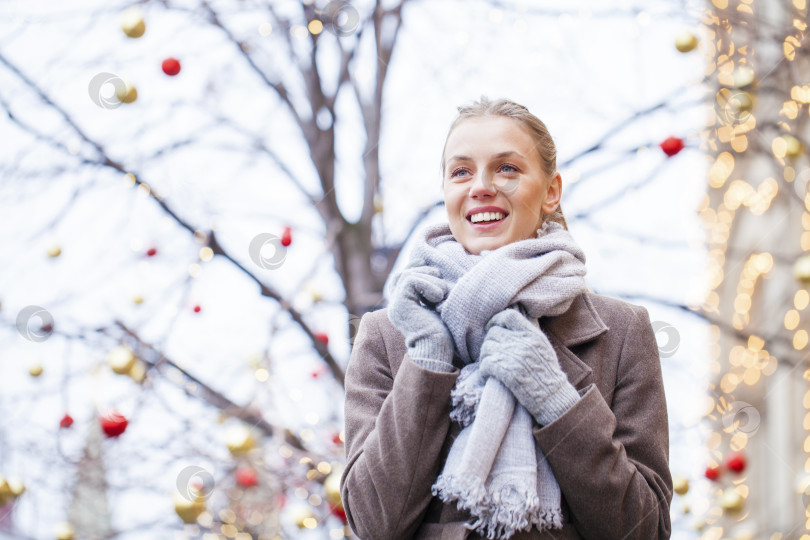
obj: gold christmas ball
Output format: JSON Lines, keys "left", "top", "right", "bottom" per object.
{"left": 115, "top": 81, "right": 138, "bottom": 104}
{"left": 133, "top": 294, "right": 144, "bottom": 305}
{"left": 732, "top": 65, "right": 756, "bottom": 88}
{"left": 173, "top": 491, "right": 206, "bottom": 524}
{"left": 0, "top": 476, "right": 11, "bottom": 505}
{"left": 29, "top": 363, "right": 43, "bottom": 377}
{"left": 290, "top": 505, "right": 316, "bottom": 529}
{"left": 324, "top": 471, "right": 342, "bottom": 508}
{"left": 224, "top": 424, "right": 256, "bottom": 455}
{"left": 672, "top": 475, "right": 689, "bottom": 495}
{"left": 675, "top": 31, "right": 698, "bottom": 53}
{"left": 54, "top": 522, "right": 75, "bottom": 540}
{"left": 7, "top": 477, "right": 25, "bottom": 498}
{"left": 108, "top": 345, "right": 136, "bottom": 375}
{"left": 47, "top": 244, "right": 62, "bottom": 258}
{"left": 783, "top": 134, "right": 802, "bottom": 158}
{"left": 121, "top": 7, "right": 145, "bottom": 38}
{"left": 127, "top": 359, "right": 147, "bottom": 383}
{"left": 794, "top": 254, "right": 810, "bottom": 284}
{"left": 720, "top": 486, "right": 744, "bottom": 514}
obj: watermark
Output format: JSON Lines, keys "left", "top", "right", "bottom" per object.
{"left": 248, "top": 233, "right": 287, "bottom": 270}
{"left": 16, "top": 305, "right": 54, "bottom": 342}
{"left": 321, "top": 1, "right": 360, "bottom": 37}
{"left": 347, "top": 313, "right": 362, "bottom": 346}
{"left": 483, "top": 173, "right": 520, "bottom": 195}
{"left": 176, "top": 465, "right": 215, "bottom": 502}
{"left": 651, "top": 320, "right": 679, "bottom": 358}
{"left": 715, "top": 88, "right": 753, "bottom": 127}
{"left": 88, "top": 72, "right": 126, "bottom": 109}
{"left": 722, "top": 400, "right": 760, "bottom": 437}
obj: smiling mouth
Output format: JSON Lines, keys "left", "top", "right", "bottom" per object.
{"left": 467, "top": 212, "right": 508, "bottom": 225}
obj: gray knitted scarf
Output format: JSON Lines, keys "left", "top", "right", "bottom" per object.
{"left": 408, "top": 219, "right": 588, "bottom": 539}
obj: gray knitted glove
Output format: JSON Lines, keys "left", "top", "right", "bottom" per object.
{"left": 388, "top": 260, "right": 455, "bottom": 373}
{"left": 478, "top": 308, "right": 580, "bottom": 426}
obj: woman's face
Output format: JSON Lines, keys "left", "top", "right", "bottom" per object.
{"left": 442, "top": 116, "right": 562, "bottom": 255}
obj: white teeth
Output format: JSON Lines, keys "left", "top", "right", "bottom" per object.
{"left": 470, "top": 212, "right": 504, "bottom": 223}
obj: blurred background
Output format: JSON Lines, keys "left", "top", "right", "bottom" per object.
{"left": 0, "top": 0, "right": 807, "bottom": 538}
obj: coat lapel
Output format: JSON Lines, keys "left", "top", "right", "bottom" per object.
{"left": 539, "top": 292, "right": 609, "bottom": 389}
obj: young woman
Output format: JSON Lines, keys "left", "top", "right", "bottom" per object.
{"left": 340, "top": 97, "right": 672, "bottom": 539}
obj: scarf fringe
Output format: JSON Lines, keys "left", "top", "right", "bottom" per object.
{"left": 433, "top": 475, "right": 544, "bottom": 540}
{"left": 449, "top": 364, "right": 484, "bottom": 427}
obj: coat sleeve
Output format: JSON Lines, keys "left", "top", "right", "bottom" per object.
{"left": 534, "top": 303, "right": 673, "bottom": 539}
{"left": 340, "top": 311, "right": 460, "bottom": 540}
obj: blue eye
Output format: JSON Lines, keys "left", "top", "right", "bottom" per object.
{"left": 450, "top": 168, "right": 470, "bottom": 178}
{"left": 499, "top": 164, "right": 518, "bottom": 173}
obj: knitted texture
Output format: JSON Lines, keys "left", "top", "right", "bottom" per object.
{"left": 387, "top": 220, "right": 588, "bottom": 538}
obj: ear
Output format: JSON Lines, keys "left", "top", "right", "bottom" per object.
{"left": 540, "top": 172, "right": 562, "bottom": 214}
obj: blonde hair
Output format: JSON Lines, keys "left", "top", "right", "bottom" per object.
{"left": 440, "top": 96, "right": 568, "bottom": 230}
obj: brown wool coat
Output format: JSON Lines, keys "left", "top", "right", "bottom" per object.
{"left": 340, "top": 291, "right": 672, "bottom": 540}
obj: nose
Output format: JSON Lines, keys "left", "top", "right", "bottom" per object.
{"left": 469, "top": 171, "right": 497, "bottom": 198}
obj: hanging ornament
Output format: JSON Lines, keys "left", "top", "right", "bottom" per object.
{"left": 315, "top": 332, "right": 329, "bottom": 345}
{"left": 99, "top": 410, "right": 128, "bottom": 438}
{"left": 782, "top": 134, "right": 803, "bottom": 158}
{"left": 281, "top": 226, "right": 292, "bottom": 247}
{"left": 290, "top": 505, "right": 316, "bottom": 529}
{"left": 28, "top": 363, "right": 43, "bottom": 377}
{"left": 107, "top": 345, "right": 136, "bottom": 375}
{"left": 674, "top": 31, "right": 698, "bottom": 53}
{"left": 173, "top": 491, "right": 206, "bottom": 524}
{"left": 146, "top": 247, "right": 158, "bottom": 257}
{"left": 59, "top": 413, "right": 74, "bottom": 428}
{"left": 660, "top": 136, "right": 685, "bottom": 157}
{"left": 704, "top": 465, "right": 720, "bottom": 481}
{"left": 725, "top": 451, "right": 747, "bottom": 473}
{"left": 793, "top": 254, "right": 810, "bottom": 285}
{"left": 373, "top": 193, "right": 384, "bottom": 214}
{"left": 132, "top": 294, "right": 144, "bottom": 305}
{"left": 235, "top": 467, "right": 258, "bottom": 487}
{"left": 224, "top": 424, "right": 256, "bottom": 455}
{"left": 731, "top": 65, "right": 756, "bottom": 88}
{"left": 47, "top": 243, "right": 62, "bottom": 258}
{"left": 193, "top": 304, "right": 202, "bottom": 313}
{"left": 121, "top": 7, "right": 145, "bottom": 38}
{"left": 672, "top": 475, "right": 689, "bottom": 495}
{"left": 0, "top": 477, "right": 10, "bottom": 505}
{"left": 719, "top": 486, "right": 744, "bottom": 514}
{"left": 127, "top": 359, "right": 147, "bottom": 383}
{"left": 54, "top": 522, "right": 76, "bottom": 540}
{"left": 161, "top": 57, "right": 181, "bottom": 76}
{"left": 115, "top": 81, "right": 138, "bottom": 104}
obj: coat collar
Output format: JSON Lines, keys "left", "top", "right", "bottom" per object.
{"left": 539, "top": 291, "right": 609, "bottom": 348}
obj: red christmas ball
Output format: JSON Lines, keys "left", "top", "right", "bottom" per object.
{"left": 100, "top": 410, "right": 128, "bottom": 437}
{"left": 59, "top": 413, "right": 74, "bottom": 428}
{"left": 726, "top": 452, "right": 747, "bottom": 473}
{"left": 704, "top": 465, "right": 720, "bottom": 481}
{"left": 280, "top": 226, "right": 292, "bottom": 247}
{"left": 331, "top": 432, "right": 342, "bottom": 445}
{"left": 235, "top": 467, "right": 258, "bottom": 487}
{"left": 161, "top": 57, "right": 181, "bottom": 76}
{"left": 315, "top": 332, "right": 329, "bottom": 345}
{"left": 329, "top": 502, "right": 347, "bottom": 522}
{"left": 146, "top": 247, "right": 157, "bottom": 257}
{"left": 660, "top": 136, "right": 685, "bottom": 157}
{"left": 193, "top": 305, "right": 201, "bottom": 313}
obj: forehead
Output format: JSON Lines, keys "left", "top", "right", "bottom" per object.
{"left": 445, "top": 116, "right": 536, "bottom": 158}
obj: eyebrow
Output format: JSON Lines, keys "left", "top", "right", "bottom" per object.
{"left": 447, "top": 151, "right": 526, "bottom": 162}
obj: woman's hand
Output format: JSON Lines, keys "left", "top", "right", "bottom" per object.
{"left": 478, "top": 308, "right": 580, "bottom": 425}
{"left": 387, "top": 259, "right": 455, "bottom": 372}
